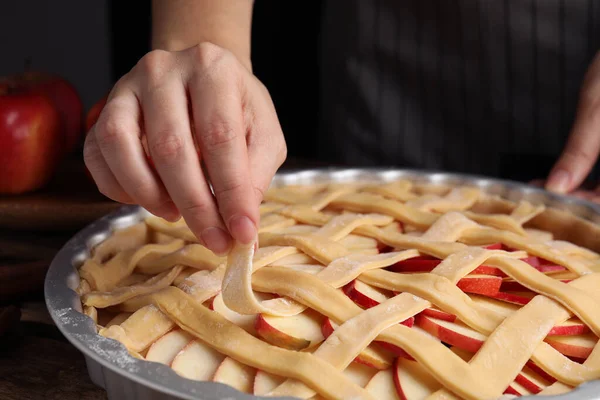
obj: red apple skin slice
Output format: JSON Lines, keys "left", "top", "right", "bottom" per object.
{"left": 321, "top": 318, "right": 395, "bottom": 369}
{"left": 503, "top": 385, "right": 522, "bottom": 396}
{"left": 545, "top": 334, "right": 597, "bottom": 359}
{"left": 390, "top": 255, "right": 505, "bottom": 277}
{"left": 419, "top": 308, "right": 456, "bottom": 322}
{"left": 456, "top": 275, "right": 502, "bottom": 296}
{"left": 513, "top": 364, "right": 552, "bottom": 394}
{"left": 414, "top": 314, "right": 484, "bottom": 353}
{"left": 549, "top": 320, "right": 590, "bottom": 336}
{"left": 526, "top": 361, "right": 558, "bottom": 384}
{"left": 389, "top": 259, "right": 441, "bottom": 273}
{"left": 145, "top": 329, "right": 193, "bottom": 365}
{"left": 490, "top": 291, "right": 533, "bottom": 306}
{"left": 472, "top": 265, "right": 506, "bottom": 277}
{"left": 343, "top": 280, "right": 392, "bottom": 309}
{"left": 341, "top": 280, "right": 415, "bottom": 327}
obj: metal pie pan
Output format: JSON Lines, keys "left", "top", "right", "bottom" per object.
{"left": 44, "top": 168, "right": 600, "bottom": 400}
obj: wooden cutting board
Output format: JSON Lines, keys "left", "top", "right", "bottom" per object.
{"left": 0, "top": 156, "right": 336, "bottom": 232}
{"left": 0, "top": 157, "right": 121, "bottom": 231}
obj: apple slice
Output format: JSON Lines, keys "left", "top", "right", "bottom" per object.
{"left": 490, "top": 291, "right": 535, "bottom": 306}
{"left": 322, "top": 318, "right": 395, "bottom": 369}
{"left": 342, "top": 280, "right": 415, "bottom": 327}
{"left": 343, "top": 279, "right": 393, "bottom": 309}
{"left": 254, "top": 370, "right": 285, "bottom": 396}
{"left": 513, "top": 364, "right": 552, "bottom": 394}
{"left": 389, "top": 258, "right": 441, "bottom": 273}
{"left": 211, "top": 294, "right": 257, "bottom": 335}
{"left": 252, "top": 360, "right": 376, "bottom": 396}
{"left": 456, "top": 275, "right": 502, "bottom": 296}
{"left": 390, "top": 256, "right": 504, "bottom": 276}
{"left": 213, "top": 357, "right": 255, "bottom": 394}
{"left": 365, "top": 369, "right": 401, "bottom": 400}
{"left": 256, "top": 308, "right": 324, "bottom": 351}
{"left": 419, "top": 308, "right": 456, "bottom": 322}
{"left": 344, "top": 361, "right": 378, "bottom": 388}
{"left": 171, "top": 339, "right": 225, "bottom": 381}
{"left": 506, "top": 380, "right": 534, "bottom": 396}
{"left": 145, "top": 329, "right": 193, "bottom": 365}
{"left": 545, "top": 333, "right": 598, "bottom": 359}
{"left": 394, "top": 356, "right": 441, "bottom": 400}
{"left": 526, "top": 361, "right": 557, "bottom": 384}
{"left": 549, "top": 318, "right": 590, "bottom": 336}
{"left": 471, "top": 294, "right": 588, "bottom": 335}
{"left": 415, "top": 314, "right": 485, "bottom": 353}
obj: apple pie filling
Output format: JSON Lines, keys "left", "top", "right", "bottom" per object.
{"left": 76, "top": 180, "right": 600, "bottom": 400}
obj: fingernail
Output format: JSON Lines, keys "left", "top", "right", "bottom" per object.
{"left": 228, "top": 215, "right": 257, "bottom": 245}
{"left": 546, "top": 169, "right": 570, "bottom": 194}
{"left": 201, "top": 227, "right": 231, "bottom": 255}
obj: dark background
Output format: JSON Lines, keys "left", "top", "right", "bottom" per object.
{"left": 1, "top": 1, "right": 597, "bottom": 183}
{"left": 0, "top": 0, "right": 323, "bottom": 162}
{"left": 107, "top": 0, "right": 324, "bottom": 162}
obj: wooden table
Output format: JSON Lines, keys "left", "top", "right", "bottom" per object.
{"left": 0, "top": 157, "right": 331, "bottom": 400}
{"left": 0, "top": 230, "right": 108, "bottom": 400}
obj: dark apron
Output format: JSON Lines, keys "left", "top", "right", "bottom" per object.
{"left": 317, "top": 0, "right": 600, "bottom": 183}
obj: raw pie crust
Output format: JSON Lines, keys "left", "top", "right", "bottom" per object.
{"left": 76, "top": 180, "right": 600, "bottom": 400}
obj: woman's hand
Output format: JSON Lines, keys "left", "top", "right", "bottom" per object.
{"left": 84, "top": 43, "right": 287, "bottom": 254}
{"left": 545, "top": 52, "right": 600, "bottom": 203}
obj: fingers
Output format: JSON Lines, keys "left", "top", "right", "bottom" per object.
{"left": 137, "top": 51, "right": 233, "bottom": 255}
{"left": 546, "top": 100, "right": 600, "bottom": 195}
{"left": 245, "top": 81, "right": 288, "bottom": 202}
{"left": 189, "top": 47, "right": 258, "bottom": 245}
{"left": 92, "top": 80, "right": 179, "bottom": 221}
{"left": 83, "top": 130, "right": 134, "bottom": 204}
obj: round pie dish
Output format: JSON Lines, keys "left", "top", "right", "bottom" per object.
{"left": 45, "top": 168, "right": 600, "bottom": 400}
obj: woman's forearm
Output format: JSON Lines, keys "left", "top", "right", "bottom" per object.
{"left": 151, "top": 0, "right": 254, "bottom": 70}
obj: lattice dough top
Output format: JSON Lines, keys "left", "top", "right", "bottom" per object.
{"left": 76, "top": 180, "right": 600, "bottom": 400}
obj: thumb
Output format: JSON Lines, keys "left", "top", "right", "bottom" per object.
{"left": 546, "top": 106, "right": 600, "bottom": 194}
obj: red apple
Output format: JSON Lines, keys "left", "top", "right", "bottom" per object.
{"left": 1, "top": 71, "right": 83, "bottom": 153}
{"left": 0, "top": 85, "right": 63, "bottom": 194}
{"left": 29, "top": 73, "right": 82, "bottom": 153}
